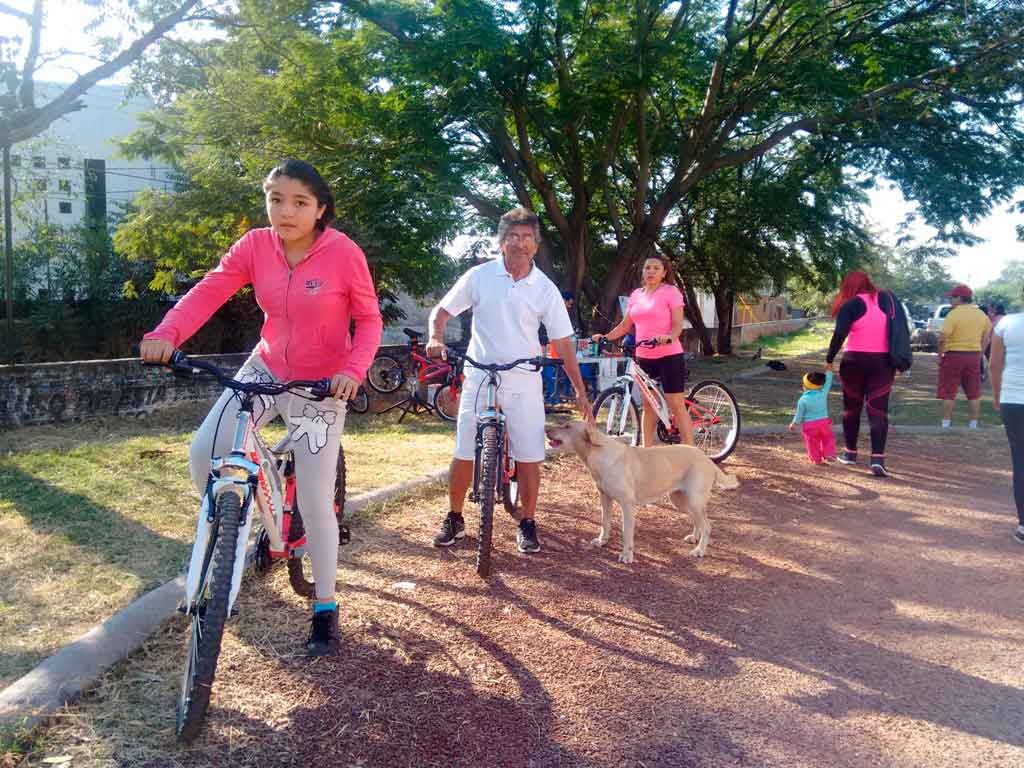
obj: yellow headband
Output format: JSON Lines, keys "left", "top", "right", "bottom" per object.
{"left": 803, "top": 373, "right": 823, "bottom": 390}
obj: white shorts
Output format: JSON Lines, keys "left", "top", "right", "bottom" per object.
{"left": 454, "top": 373, "right": 547, "bottom": 463}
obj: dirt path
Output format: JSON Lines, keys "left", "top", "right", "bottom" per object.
{"left": 35, "top": 433, "right": 1023, "bottom": 768}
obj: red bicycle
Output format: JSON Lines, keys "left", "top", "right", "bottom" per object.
{"left": 367, "top": 328, "right": 463, "bottom": 422}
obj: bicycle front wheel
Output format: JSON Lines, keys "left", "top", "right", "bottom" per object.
{"left": 592, "top": 386, "right": 640, "bottom": 446}
{"left": 433, "top": 380, "right": 461, "bottom": 422}
{"left": 687, "top": 379, "right": 741, "bottom": 463}
{"left": 476, "top": 424, "right": 500, "bottom": 578}
{"left": 177, "top": 491, "right": 242, "bottom": 743}
{"left": 367, "top": 354, "right": 405, "bottom": 394}
{"left": 348, "top": 387, "right": 369, "bottom": 414}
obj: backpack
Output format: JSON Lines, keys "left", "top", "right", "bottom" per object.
{"left": 882, "top": 291, "right": 913, "bottom": 372}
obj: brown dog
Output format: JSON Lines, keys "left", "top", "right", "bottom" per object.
{"left": 546, "top": 421, "right": 739, "bottom": 563}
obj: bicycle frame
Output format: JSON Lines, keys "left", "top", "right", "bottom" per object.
{"left": 183, "top": 394, "right": 301, "bottom": 617}
{"left": 605, "top": 358, "right": 674, "bottom": 435}
{"left": 469, "top": 372, "right": 506, "bottom": 503}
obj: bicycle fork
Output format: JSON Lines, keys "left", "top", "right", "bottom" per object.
{"left": 183, "top": 404, "right": 280, "bottom": 616}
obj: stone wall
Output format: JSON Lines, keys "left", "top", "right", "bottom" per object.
{"left": 1, "top": 345, "right": 410, "bottom": 429}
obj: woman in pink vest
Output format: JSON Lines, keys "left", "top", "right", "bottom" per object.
{"left": 140, "top": 160, "right": 383, "bottom": 656}
{"left": 592, "top": 254, "right": 694, "bottom": 447}
{"left": 826, "top": 271, "right": 895, "bottom": 477}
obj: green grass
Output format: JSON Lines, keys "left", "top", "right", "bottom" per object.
{"left": 686, "top": 322, "right": 831, "bottom": 381}
{"left": 0, "top": 405, "right": 454, "bottom": 687}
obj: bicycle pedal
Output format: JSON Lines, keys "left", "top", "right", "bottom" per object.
{"left": 176, "top": 601, "right": 188, "bottom": 615}
{"left": 339, "top": 525, "right": 351, "bottom": 545}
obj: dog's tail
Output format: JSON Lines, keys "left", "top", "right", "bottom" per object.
{"left": 714, "top": 465, "right": 740, "bottom": 490}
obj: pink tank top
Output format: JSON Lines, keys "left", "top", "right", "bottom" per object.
{"left": 846, "top": 292, "right": 889, "bottom": 353}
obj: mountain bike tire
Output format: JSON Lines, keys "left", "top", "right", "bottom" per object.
{"left": 592, "top": 386, "right": 641, "bottom": 446}
{"left": 177, "top": 491, "right": 241, "bottom": 743}
{"left": 367, "top": 354, "right": 405, "bottom": 394}
{"left": 287, "top": 446, "right": 348, "bottom": 597}
{"left": 687, "top": 379, "right": 741, "bottom": 463}
{"left": 476, "top": 424, "right": 500, "bottom": 578}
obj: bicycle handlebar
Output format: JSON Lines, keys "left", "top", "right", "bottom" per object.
{"left": 594, "top": 337, "right": 662, "bottom": 351}
{"left": 445, "top": 351, "right": 564, "bottom": 373}
{"left": 143, "top": 351, "right": 332, "bottom": 400}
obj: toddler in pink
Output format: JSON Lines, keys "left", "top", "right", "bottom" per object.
{"left": 789, "top": 371, "right": 836, "bottom": 464}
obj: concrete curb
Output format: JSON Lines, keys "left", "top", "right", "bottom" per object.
{"left": 0, "top": 468, "right": 453, "bottom": 730}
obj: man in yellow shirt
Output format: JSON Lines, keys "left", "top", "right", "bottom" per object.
{"left": 938, "top": 284, "right": 992, "bottom": 428}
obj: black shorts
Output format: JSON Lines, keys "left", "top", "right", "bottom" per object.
{"left": 635, "top": 353, "right": 687, "bottom": 394}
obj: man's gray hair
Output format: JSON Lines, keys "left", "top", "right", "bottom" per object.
{"left": 497, "top": 207, "right": 541, "bottom": 243}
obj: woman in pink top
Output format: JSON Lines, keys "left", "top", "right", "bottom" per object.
{"left": 593, "top": 254, "right": 694, "bottom": 447}
{"left": 826, "top": 271, "right": 895, "bottom": 476}
{"left": 140, "top": 160, "right": 383, "bottom": 655}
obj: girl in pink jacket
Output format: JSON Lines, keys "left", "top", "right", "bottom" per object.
{"left": 140, "top": 160, "right": 383, "bottom": 655}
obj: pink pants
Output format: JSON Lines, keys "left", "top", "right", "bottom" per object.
{"left": 801, "top": 418, "right": 836, "bottom": 463}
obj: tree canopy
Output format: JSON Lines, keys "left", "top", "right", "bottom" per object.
{"left": 118, "top": 0, "right": 1024, "bottom": 347}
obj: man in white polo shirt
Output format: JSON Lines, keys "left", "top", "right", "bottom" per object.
{"left": 425, "top": 207, "right": 594, "bottom": 554}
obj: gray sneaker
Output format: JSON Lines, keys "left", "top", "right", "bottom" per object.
{"left": 1014, "top": 527, "right": 1024, "bottom": 545}
{"left": 432, "top": 512, "right": 466, "bottom": 547}
{"left": 517, "top": 518, "right": 541, "bottom": 553}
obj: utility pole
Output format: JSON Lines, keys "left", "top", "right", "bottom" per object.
{"left": 2, "top": 144, "right": 13, "bottom": 364}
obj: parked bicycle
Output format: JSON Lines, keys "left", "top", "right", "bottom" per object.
{"left": 444, "top": 350, "right": 562, "bottom": 578}
{"left": 146, "top": 352, "right": 348, "bottom": 742}
{"left": 592, "top": 339, "right": 740, "bottom": 462}
{"left": 366, "top": 328, "right": 462, "bottom": 422}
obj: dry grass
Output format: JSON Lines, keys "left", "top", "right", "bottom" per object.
{"left": 0, "top": 405, "right": 454, "bottom": 688}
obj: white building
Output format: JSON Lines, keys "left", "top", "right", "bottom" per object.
{"left": 5, "top": 83, "right": 172, "bottom": 241}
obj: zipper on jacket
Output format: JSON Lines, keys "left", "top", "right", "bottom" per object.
{"left": 283, "top": 268, "right": 293, "bottom": 372}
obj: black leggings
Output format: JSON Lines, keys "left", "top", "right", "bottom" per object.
{"left": 839, "top": 352, "right": 895, "bottom": 457}
{"left": 1000, "top": 403, "right": 1024, "bottom": 526}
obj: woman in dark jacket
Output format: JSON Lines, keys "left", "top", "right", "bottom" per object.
{"left": 827, "top": 271, "right": 897, "bottom": 477}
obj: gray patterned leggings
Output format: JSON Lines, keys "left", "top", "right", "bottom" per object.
{"left": 189, "top": 356, "right": 346, "bottom": 600}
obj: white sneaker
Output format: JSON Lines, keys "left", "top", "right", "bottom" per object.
{"left": 968, "top": 421, "right": 979, "bottom": 429}
{"left": 941, "top": 420, "right": 952, "bottom": 429}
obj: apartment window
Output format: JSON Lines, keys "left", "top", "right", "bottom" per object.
{"left": 57, "top": 156, "right": 71, "bottom": 169}
{"left": 59, "top": 201, "right": 72, "bottom": 214}
{"left": 58, "top": 179, "right": 71, "bottom": 194}
{"left": 32, "top": 156, "right": 45, "bottom": 169}
{"left": 34, "top": 178, "right": 47, "bottom": 191}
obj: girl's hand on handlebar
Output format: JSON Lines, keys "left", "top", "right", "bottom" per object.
{"left": 590, "top": 333, "right": 605, "bottom": 342}
{"left": 140, "top": 338, "right": 175, "bottom": 364}
{"left": 654, "top": 335, "right": 673, "bottom": 345}
{"left": 330, "top": 373, "right": 359, "bottom": 400}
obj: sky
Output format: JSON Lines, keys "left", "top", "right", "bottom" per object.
{"left": 12, "top": 0, "right": 1024, "bottom": 290}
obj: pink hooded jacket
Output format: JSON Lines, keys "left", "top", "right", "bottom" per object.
{"left": 144, "top": 227, "right": 383, "bottom": 382}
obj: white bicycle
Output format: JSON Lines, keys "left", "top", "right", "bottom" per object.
{"left": 592, "top": 339, "right": 741, "bottom": 462}
{"left": 147, "top": 352, "right": 346, "bottom": 742}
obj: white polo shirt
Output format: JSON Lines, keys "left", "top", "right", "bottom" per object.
{"left": 440, "top": 257, "right": 574, "bottom": 387}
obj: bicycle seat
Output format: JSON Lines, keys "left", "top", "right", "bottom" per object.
{"left": 403, "top": 328, "right": 423, "bottom": 340}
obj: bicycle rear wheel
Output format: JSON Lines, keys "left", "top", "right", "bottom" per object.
{"left": 177, "top": 491, "right": 241, "bottom": 743}
{"left": 592, "top": 386, "right": 640, "bottom": 446}
{"left": 367, "top": 354, "right": 404, "bottom": 394}
{"left": 502, "top": 433, "right": 520, "bottom": 519}
{"left": 687, "top": 379, "right": 741, "bottom": 462}
{"left": 287, "top": 446, "right": 348, "bottom": 597}
{"left": 476, "top": 424, "right": 500, "bottom": 578}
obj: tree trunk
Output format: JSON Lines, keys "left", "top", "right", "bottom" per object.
{"left": 680, "top": 280, "right": 714, "bottom": 355}
{"left": 714, "top": 286, "right": 735, "bottom": 354}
